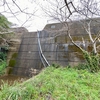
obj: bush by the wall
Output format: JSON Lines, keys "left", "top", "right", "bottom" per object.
{"left": 82, "top": 50, "right": 100, "bottom": 72}
{"left": 0, "top": 60, "right": 7, "bottom": 75}
{"left": 0, "top": 52, "right": 7, "bottom": 60}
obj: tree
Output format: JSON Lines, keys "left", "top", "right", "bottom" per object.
{"left": 0, "top": 14, "right": 11, "bottom": 75}
{"left": 0, "top": 0, "right": 36, "bottom": 28}
{"left": 41, "top": 0, "right": 100, "bottom": 71}
{"left": 0, "top": 14, "right": 11, "bottom": 51}
{"left": 1, "top": 0, "right": 100, "bottom": 71}
{"left": 0, "top": 14, "right": 11, "bottom": 32}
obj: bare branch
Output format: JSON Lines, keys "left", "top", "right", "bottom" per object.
{"left": 5, "top": 0, "right": 21, "bottom": 23}
{"left": 0, "top": 35, "right": 9, "bottom": 45}
{"left": 67, "top": 31, "right": 84, "bottom": 52}
{"left": 0, "top": 0, "right": 6, "bottom": 6}
{"left": 82, "top": 37, "right": 85, "bottom": 47}
{"left": 87, "top": 21, "right": 94, "bottom": 43}
{"left": 0, "top": 31, "right": 13, "bottom": 34}
{"left": 93, "top": 31, "right": 100, "bottom": 44}
{"left": 64, "top": 0, "right": 72, "bottom": 15}
{"left": 11, "top": 0, "right": 36, "bottom": 15}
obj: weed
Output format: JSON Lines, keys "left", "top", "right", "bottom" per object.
{"left": 0, "top": 60, "right": 7, "bottom": 75}
{"left": 83, "top": 50, "right": 100, "bottom": 72}
{"left": 0, "top": 66, "right": 100, "bottom": 99}
{"left": 0, "top": 52, "right": 7, "bottom": 60}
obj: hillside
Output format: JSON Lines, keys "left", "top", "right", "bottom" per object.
{"left": 0, "top": 66, "right": 100, "bottom": 100}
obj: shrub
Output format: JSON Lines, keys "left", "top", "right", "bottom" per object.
{"left": 51, "top": 63, "right": 61, "bottom": 68}
{"left": 0, "top": 52, "right": 7, "bottom": 60}
{"left": 0, "top": 60, "right": 7, "bottom": 75}
{"left": 74, "top": 63, "right": 87, "bottom": 70}
{"left": 82, "top": 50, "right": 100, "bottom": 72}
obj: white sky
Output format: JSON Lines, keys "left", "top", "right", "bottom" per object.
{"left": 0, "top": 0, "right": 50, "bottom": 32}
{"left": 0, "top": 0, "right": 100, "bottom": 32}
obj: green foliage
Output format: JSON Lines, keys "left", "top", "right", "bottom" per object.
{"left": 0, "top": 60, "right": 7, "bottom": 75}
{"left": 74, "top": 63, "right": 88, "bottom": 70}
{"left": 0, "top": 15, "right": 11, "bottom": 75}
{"left": 82, "top": 50, "right": 100, "bottom": 72}
{"left": 2, "top": 46, "right": 9, "bottom": 52}
{"left": 52, "top": 63, "right": 61, "bottom": 68}
{"left": 0, "top": 67, "right": 100, "bottom": 99}
{"left": 0, "top": 51, "right": 7, "bottom": 75}
{"left": 0, "top": 15, "right": 11, "bottom": 31}
{"left": 0, "top": 52, "right": 7, "bottom": 60}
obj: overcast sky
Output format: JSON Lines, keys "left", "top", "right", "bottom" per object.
{"left": 0, "top": 0, "right": 51, "bottom": 32}
{"left": 1, "top": 0, "right": 100, "bottom": 32}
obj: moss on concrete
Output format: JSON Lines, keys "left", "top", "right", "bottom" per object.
{"left": 11, "top": 53, "right": 18, "bottom": 59}
{"left": 9, "top": 59, "right": 16, "bottom": 67}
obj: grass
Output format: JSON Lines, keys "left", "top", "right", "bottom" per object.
{"left": 0, "top": 60, "right": 7, "bottom": 75}
{"left": 0, "top": 66, "right": 100, "bottom": 100}
{"left": 0, "top": 52, "right": 7, "bottom": 75}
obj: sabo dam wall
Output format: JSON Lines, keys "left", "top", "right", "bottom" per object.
{"left": 9, "top": 18, "right": 100, "bottom": 77}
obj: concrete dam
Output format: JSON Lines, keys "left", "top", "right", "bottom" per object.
{"left": 11, "top": 18, "right": 100, "bottom": 77}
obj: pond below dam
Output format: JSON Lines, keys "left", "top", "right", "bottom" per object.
{"left": 0, "top": 75, "right": 28, "bottom": 86}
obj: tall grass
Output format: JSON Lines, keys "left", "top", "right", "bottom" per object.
{"left": 0, "top": 66, "right": 100, "bottom": 100}
{"left": 0, "top": 52, "right": 7, "bottom": 75}
{"left": 0, "top": 60, "right": 7, "bottom": 75}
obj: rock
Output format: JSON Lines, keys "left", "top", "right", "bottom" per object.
{"left": 8, "top": 39, "right": 21, "bottom": 46}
